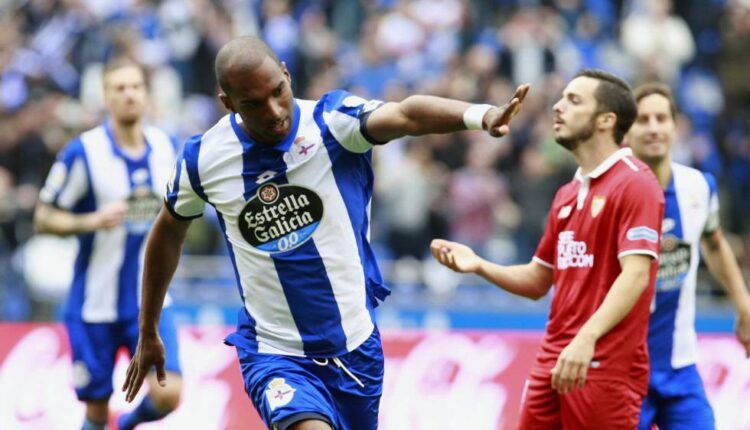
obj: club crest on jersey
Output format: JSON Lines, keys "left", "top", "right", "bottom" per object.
{"left": 265, "top": 378, "right": 296, "bottom": 411}
{"left": 239, "top": 183, "right": 324, "bottom": 253}
{"left": 590, "top": 196, "right": 606, "bottom": 218}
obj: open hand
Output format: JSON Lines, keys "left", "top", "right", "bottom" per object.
{"left": 483, "top": 84, "right": 531, "bottom": 137}
{"left": 430, "top": 238, "right": 482, "bottom": 273}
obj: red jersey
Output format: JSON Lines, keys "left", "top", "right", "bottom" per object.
{"left": 532, "top": 148, "right": 664, "bottom": 391}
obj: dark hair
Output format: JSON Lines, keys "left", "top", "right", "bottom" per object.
{"left": 574, "top": 69, "right": 637, "bottom": 144}
{"left": 633, "top": 82, "right": 677, "bottom": 120}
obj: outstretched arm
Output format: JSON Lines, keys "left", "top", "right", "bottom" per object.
{"left": 701, "top": 228, "right": 750, "bottom": 357}
{"left": 365, "top": 84, "right": 530, "bottom": 142}
{"left": 430, "top": 238, "right": 553, "bottom": 300}
{"left": 123, "top": 204, "right": 191, "bottom": 402}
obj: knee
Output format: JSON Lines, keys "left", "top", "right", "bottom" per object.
{"left": 288, "top": 419, "right": 333, "bottom": 430}
{"left": 148, "top": 376, "right": 182, "bottom": 413}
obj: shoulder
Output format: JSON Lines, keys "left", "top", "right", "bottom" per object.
{"left": 619, "top": 157, "right": 661, "bottom": 192}
{"left": 672, "top": 162, "right": 715, "bottom": 194}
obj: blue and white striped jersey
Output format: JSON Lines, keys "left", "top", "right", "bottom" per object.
{"left": 39, "top": 122, "right": 177, "bottom": 323}
{"left": 165, "top": 90, "right": 390, "bottom": 358}
{"left": 648, "top": 163, "right": 719, "bottom": 370}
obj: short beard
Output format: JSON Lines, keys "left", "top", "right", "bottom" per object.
{"left": 555, "top": 116, "right": 597, "bottom": 151}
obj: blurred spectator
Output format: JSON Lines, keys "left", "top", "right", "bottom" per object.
{"left": 621, "top": 0, "right": 695, "bottom": 84}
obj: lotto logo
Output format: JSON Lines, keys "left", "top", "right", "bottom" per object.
{"left": 557, "top": 231, "right": 594, "bottom": 269}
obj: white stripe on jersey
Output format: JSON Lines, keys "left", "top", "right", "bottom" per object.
{"left": 669, "top": 163, "right": 713, "bottom": 368}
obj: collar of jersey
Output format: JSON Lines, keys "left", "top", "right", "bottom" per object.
{"left": 104, "top": 121, "right": 152, "bottom": 164}
{"left": 574, "top": 147, "right": 632, "bottom": 182}
{"left": 230, "top": 101, "right": 301, "bottom": 153}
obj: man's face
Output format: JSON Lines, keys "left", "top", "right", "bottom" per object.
{"left": 628, "top": 94, "right": 676, "bottom": 165}
{"left": 220, "top": 57, "right": 294, "bottom": 145}
{"left": 552, "top": 76, "right": 600, "bottom": 150}
{"left": 103, "top": 66, "right": 147, "bottom": 125}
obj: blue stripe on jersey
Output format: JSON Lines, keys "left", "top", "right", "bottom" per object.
{"left": 166, "top": 151, "right": 185, "bottom": 209}
{"left": 232, "top": 105, "right": 347, "bottom": 355}
{"left": 272, "top": 241, "right": 346, "bottom": 356}
{"left": 63, "top": 138, "right": 98, "bottom": 320}
{"left": 313, "top": 96, "right": 390, "bottom": 310}
{"left": 648, "top": 174, "right": 683, "bottom": 370}
{"left": 182, "top": 135, "right": 209, "bottom": 203}
{"left": 217, "top": 212, "right": 256, "bottom": 343}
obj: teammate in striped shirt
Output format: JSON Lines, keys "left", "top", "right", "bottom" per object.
{"left": 628, "top": 83, "right": 750, "bottom": 430}
{"left": 34, "top": 58, "right": 182, "bottom": 430}
{"left": 121, "top": 36, "right": 529, "bottom": 430}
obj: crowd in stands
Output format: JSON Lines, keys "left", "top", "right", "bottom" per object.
{"left": 1, "top": 0, "right": 749, "bottom": 318}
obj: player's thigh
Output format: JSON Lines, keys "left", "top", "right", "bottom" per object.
{"left": 560, "top": 379, "right": 642, "bottom": 430}
{"left": 637, "top": 390, "right": 660, "bottom": 430}
{"left": 235, "top": 348, "right": 339, "bottom": 430}
{"left": 517, "top": 374, "right": 562, "bottom": 430}
{"left": 65, "top": 319, "right": 120, "bottom": 401}
{"left": 656, "top": 379, "right": 714, "bottom": 430}
{"left": 327, "top": 328, "right": 384, "bottom": 430}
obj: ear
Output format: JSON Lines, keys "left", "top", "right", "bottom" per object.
{"left": 219, "top": 93, "right": 235, "bottom": 113}
{"left": 281, "top": 61, "right": 292, "bottom": 85}
{"left": 597, "top": 112, "right": 617, "bottom": 131}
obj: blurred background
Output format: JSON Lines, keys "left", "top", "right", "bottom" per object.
{"left": 2, "top": 0, "right": 749, "bottom": 330}
{"left": 2, "top": 0, "right": 750, "bottom": 428}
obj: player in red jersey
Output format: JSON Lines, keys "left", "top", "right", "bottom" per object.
{"left": 431, "top": 69, "right": 664, "bottom": 429}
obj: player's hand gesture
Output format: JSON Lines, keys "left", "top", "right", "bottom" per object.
{"left": 483, "top": 84, "right": 531, "bottom": 137}
{"left": 736, "top": 306, "right": 750, "bottom": 358}
{"left": 96, "top": 201, "right": 127, "bottom": 229}
{"left": 122, "top": 331, "right": 167, "bottom": 402}
{"left": 430, "top": 239, "right": 482, "bottom": 274}
{"left": 551, "top": 333, "right": 596, "bottom": 394}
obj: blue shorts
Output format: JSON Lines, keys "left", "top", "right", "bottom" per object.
{"left": 65, "top": 306, "right": 181, "bottom": 401}
{"left": 638, "top": 364, "right": 715, "bottom": 430}
{"left": 232, "top": 328, "right": 384, "bottom": 430}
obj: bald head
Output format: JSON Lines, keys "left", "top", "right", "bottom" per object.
{"left": 215, "top": 37, "right": 282, "bottom": 95}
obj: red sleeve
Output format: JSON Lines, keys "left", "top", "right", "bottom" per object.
{"left": 533, "top": 206, "right": 557, "bottom": 269}
{"left": 616, "top": 173, "right": 665, "bottom": 260}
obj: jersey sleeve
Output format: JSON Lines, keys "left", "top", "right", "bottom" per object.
{"left": 616, "top": 174, "right": 665, "bottom": 260}
{"left": 702, "top": 172, "right": 720, "bottom": 234}
{"left": 38, "top": 138, "right": 89, "bottom": 211}
{"left": 320, "top": 89, "right": 386, "bottom": 153}
{"left": 164, "top": 136, "right": 206, "bottom": 219}
{"left": 533, "top": 204, "right": 557, "bottom": 269}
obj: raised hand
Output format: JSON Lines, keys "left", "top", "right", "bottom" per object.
{"left": 430, "top": 238, "right": 482, "bottom": 274}
{"left": 483, "top": 84, "right": 531, "bottom": 137}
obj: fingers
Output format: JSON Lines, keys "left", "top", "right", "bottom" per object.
{"left": 123, "top": 358, "right": 147, "bottom": 402}
{"left": 514, "top": 84, "right": 531, "bottom": 104}
{"left": 551, "top": 358, "right": 586, "bottom": 394}
{"left": 156, "top": 362, "right": 167, "bottom": 387}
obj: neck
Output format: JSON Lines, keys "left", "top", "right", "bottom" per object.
{"left": 111, "top": 119, "right": 144, "bottom": 151}
{"left": 571, "top": 137, "right": 620, "bottom": 175}
{"left": 644, "top": 156, "right": 672, "bottom": 189}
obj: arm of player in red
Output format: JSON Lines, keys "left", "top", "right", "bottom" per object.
{"left": 363, "top": 84, "right": 531, "bottom": 142}
{"left": 122, "top": 205, "right": 192, "bottom": 402}
{"left": 429, "top": 238, "right": 553, "bottom": 300}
